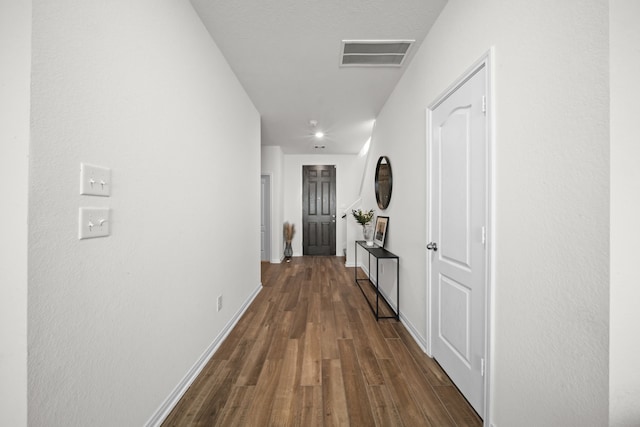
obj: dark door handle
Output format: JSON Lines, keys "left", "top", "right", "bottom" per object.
{"left": 427, "top": 242, "right": 438, "bottom": 251}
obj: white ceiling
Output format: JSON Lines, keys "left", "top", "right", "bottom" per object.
{"left": 191, "top": 0, "right": 447, "bottom": 154}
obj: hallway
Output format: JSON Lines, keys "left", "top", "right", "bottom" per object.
{"left": 163, "top": 257, "right": 481, "bottom": 426}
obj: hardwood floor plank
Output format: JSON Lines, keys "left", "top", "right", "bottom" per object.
{"left": 356, "top": 307, "right": 394, "bottom": 360}
{"left": 379, "top": 358, "right": 434, "bottom": 427}
{"left": 192, "top": 362, "right": 234, "bottom": 426}
{"left": 308, "top": 291, "right": 321, "bottom": 324}
{"left": 299, "top": 273, "right": 313, "bottom": 302}
{"left": 268, "top": 339, "right": 300, "bottom": 426}
{"left": 236, "top": 326, "right": 275, "bottom": 386}
{"left": 320, "top": 306, "right": 339, "bottom": 360}
{"left": 300, "top": 322, "right": 322, "bottom": 386}
{"left": 434, "top": 385, "right": 483, "bottom": 427}
{"left": 350, "top": 319, "right": 385, "bottom": 386}
{"left": 289, "top": 297, "right": 309, "bottom": 339}
{"left": 163, "top": 257, "right": 482, "bottom": 427}
{"left": 320, "top": 278, "right": 333, "bottom": 307}
{"left": 242, "top": 297, "right": 274, "bottom": 341}
{"left": 367, "top": 384, "right": 404, "bottom": 426}
{"left": 244, "top": 359, "right": 282, "bottom": 427}
{"left": 332, "top": 299, "right": 353, "bottom": 340}
{"left": 321, "top": 359, "right": 349, "bottom": 427}
{"left": 387, "top": 338, "right": 457, "bottom": 426}
{"left": 212, "top": 309, "right": 255, "bottom": 361}
{"left": 391, "top": 321, "right": 453, "bottom": 386}
{"left": 283, "top": 274, "right": 302, "bottom": 311}
{"left": 162, "top": 359, "right": 226, "bottom": 426}
{"left": 266, "top": 310, "right": 294, "bottom": 360}
{"left": 341, "top": 290, "right": 362, "bottom": 323}
{"left": 262, "top": 297, "right": 285, "bottom": 328}
{"left": 377, "top": 319, "right": 400, "bottom": 339}
{"left": 338, "top": 339, "right": 376, "bottom": 426}
{"left": 214, "top": 385, "right": 254, "bottom": 427}
{"left": 294, "top": 385, "right": 323, "bottom": 427}
{"left": 226, "top": 338, "right": 254, "bottom": 378}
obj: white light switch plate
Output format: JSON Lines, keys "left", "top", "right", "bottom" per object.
{"left": 80, "top": 163, "right": 111, "bottom": 196}
{"left": 79, "top": 207, "right": 110, "bottom": 239}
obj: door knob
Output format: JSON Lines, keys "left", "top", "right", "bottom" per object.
{"left": 427, "top": 242, "right": 438, "bottom": 251}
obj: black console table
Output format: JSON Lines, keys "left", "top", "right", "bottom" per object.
{"left": 354, "top": 240, "right": 399, "bottom": 320}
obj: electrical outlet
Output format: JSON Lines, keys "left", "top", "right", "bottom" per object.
{"left": 217, "top": 295, "right": 223, "bottom": 312}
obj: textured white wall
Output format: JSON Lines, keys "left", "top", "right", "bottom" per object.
{"left": 344, "top": 141, "right": 372, "bottom": 266}
{"left": 261, "top": 146, "right": 285, "bottom": 262}
{"left": 0, "top": 1, "right": 31, "bottom": 426}
{"left": 610, "top": 1, "right": 640, "bottom": 425}
{"left": 283, "top": 155, "right": 360, "bottom": 257}
{"left": 367, "top": 1, "right": 609, "bottom": 425}
{"left": 28, "top": 1, "right": 260, "bottom": 425}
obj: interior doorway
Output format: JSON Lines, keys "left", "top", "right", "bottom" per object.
{"left": 302, "top": 165, "right": 336, "bottom": 255}
{"left": 260, "top": 175, "right": 271, "bottom": 262}
{"left": 427, "top": 57, "right": 492, "bottom": 419}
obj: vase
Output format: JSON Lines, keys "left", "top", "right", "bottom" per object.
{"left": 284, "top": 241, "right": 293, "bottom": 261}
{"left": 362, "top": 223, "right": 374, "bottom": 246}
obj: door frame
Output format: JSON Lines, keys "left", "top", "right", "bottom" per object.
{"left": 425, "top": 50, "right": 494, "bottom": 424}
{"left": 260, "top": 174, "right": 272, "bottom": 262}
{"left": 302, "top": 165, "right": 337, "bottom": 256}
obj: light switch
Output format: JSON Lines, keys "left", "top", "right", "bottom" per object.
{"left": 80, "top": 163, "right": 111, "bottom": 196}
{"left": 79, "top": 207, "right": 110, "bottom": 239}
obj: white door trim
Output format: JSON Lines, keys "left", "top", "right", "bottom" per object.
{"left": 261, "top": 172, "right": 278, "bottom": 263}
{"left": 260, "top": 174, "right": 272, "bottom": 263}
{"left": 425, "top": 49, "right": 494, "bottom": 425}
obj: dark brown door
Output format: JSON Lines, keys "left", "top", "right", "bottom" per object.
{"left": 302, "top": 165, "right": 336, "bottom": 255}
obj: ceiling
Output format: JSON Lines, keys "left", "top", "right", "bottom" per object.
{"left": 191, "top": 0, "right": 447, "bottom": 154}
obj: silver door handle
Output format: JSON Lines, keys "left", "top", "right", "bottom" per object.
{"left": 427, "top": 242, "right": 438, "bottom": 251}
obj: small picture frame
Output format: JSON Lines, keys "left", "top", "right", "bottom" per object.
{"left": 374, "top": 216, "right": 389, "bottom": 247}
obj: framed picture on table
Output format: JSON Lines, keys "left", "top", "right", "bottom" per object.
{"left": 374, "top": 216, "right": 389, "bottom": 248}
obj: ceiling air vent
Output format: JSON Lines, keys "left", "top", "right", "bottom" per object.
{"left": 340, "top": 40, "right": 414, "bottom": 67}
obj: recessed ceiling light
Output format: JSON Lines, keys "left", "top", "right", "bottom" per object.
{"left": 314, "top": 131, "right": 324, "bottom": 139}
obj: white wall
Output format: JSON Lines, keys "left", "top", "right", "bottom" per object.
{"left": 28, "top": 1, "right": 260, "bottom": 425}
{"left": 283, "top": 154, "right": 360, "bottom": 257}
{"left": 344, "top": 140, "right": 372, "bottom": 266}
{"left": 261, "top": 146, "right": 284, "bottom": 262}
{"left": 367, "top": 1, "right": 609, "bottom": 425}
{"left": 0, "top": 1, "right": 31, "bottom": 425}
{"left": 610, "top": 1, "right": 640, "bottom": 425}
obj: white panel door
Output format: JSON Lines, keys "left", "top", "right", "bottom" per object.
{"left": 429, "top": 65, "right": 487, "bottom": 417}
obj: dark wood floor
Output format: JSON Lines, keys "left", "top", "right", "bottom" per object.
{"left": 163, "top": 256, "right": 481, "bottom": 426}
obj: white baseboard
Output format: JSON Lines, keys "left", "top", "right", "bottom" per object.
{"left": 144, "top": 283, "right": 263, "bottom": 427}
{"left": 358, "top": 263, "right": 427, "bottom": 353}
{"left": 400, "top": 313, "right": 427, "bottom": 353}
